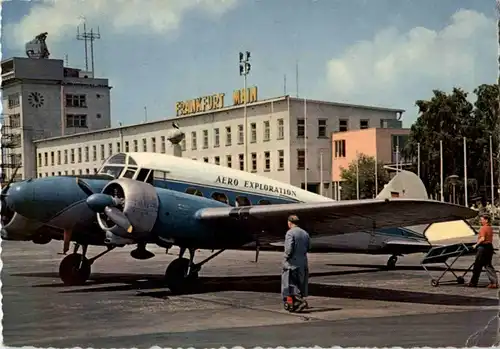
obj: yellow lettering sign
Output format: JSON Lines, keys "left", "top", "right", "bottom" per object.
{"left": 175, "top": 93, "right": 225, "bottom": 116}
{"left": 233, "top": 86, "right": 258, "bottom": 105}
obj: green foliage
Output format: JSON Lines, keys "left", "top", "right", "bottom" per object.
{"left": 401, "top": 84, "right": 499, "bottom": 203}
{"left": 339, "top": 153, "right": 391, "bottom": 200}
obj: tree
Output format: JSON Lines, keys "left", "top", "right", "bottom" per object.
{"left": 402, "top": 85, "right": 499, "bottom": 203}
{"left": 339, "top": 153, "right": 391, "bottom": 200}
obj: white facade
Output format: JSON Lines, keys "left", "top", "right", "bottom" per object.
{"left": 34, "top": 95, "right": 404, "bottom": 196}
{"left": 1, "top": 57, "right": 111, "bottom": 182}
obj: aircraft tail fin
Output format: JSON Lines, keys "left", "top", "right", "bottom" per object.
{"left": 376, "top": 170, "right": 428, "bottom": 200}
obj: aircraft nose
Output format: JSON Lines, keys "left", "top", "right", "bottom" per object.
{"left": 5, "top": 177, "right": 87, "bottom": 222}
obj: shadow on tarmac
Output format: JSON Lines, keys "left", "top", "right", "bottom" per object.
{"left": 10, "top": 268, "right": 498, "bottom": 307}
{"left": 326, "top": 263, "right": 472, "bottom": 272}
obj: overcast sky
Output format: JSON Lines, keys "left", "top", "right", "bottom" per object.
{"left": 2, "top": 0, "right": 496, "bottom": 127}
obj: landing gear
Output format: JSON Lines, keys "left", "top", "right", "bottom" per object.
{"left": 59, "top": 243, "right": 115, "bottom": 286}
{"left": 386, "top": 255, "right": 398, "bottom": 270}
{"left": 165, "top": 247, "right": 225, "bottom": 295}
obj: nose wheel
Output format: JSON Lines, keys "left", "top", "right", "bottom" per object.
{"left": 59, "top": 253, "right": 91, "bottom": 286}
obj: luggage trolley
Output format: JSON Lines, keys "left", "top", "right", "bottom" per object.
{"left": 421, "top": 242, "right": 476, "bottom": 287}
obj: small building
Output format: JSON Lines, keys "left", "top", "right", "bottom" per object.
{"left": 331, "top": 127, "right": 411, "bottom": 199}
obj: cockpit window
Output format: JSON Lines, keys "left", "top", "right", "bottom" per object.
{"left": 107, "top": 153, "right": 127, "bottom": 165}
{"left": 136, "top": 168, "right": 150, "bottom": 182}
{"left": 128, "top": 156, "right": 138, "bottom": 166}
{"left": 99, "top": 166, "right": 124, "bottom": 179}
{"left": 122, "top": 169, "right": 136, "bottom": 178}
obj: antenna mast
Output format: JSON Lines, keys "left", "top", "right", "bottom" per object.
{"left": 76, "top": 17, "right": 101, "bottom": 76}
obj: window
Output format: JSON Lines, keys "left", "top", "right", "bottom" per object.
{"left": 339, "top": 119, "right": 348, "bottom": 132}
{"left": 264, "top": 151, "right": 270, "bottom": 171}
{"left": 50, "top": 151, "right": 54, "bottom": 166}
{"left": 297, "top": 119, "right": 305, "bottom": 137}
{"left": 258, "top": 199, "right": 271, "bottom": 205}
{"left": 9, "top": 114, "right": 20, "bottom": 128}
{"left": 92, "top": 145, "right": 97, "bottom": 161}
{"left": 203, "top": 157, "right": 209, "bottom": 163}
{"left": 214, "top": 128, "right": 220, "bottom": 147}
{"left": 263, "top": 121, "right": 270, "bottom": 141}
{"left": 125, "top": 141, "right": 130, "bottom": 152}
{"left": 8, "top": 93, "right": 20, "bottom": 108}
{"left": 57, "top": 151, "right": 61, "bottom": 165}
{"left": 214, "top": 156, "right": 220, "bottom": 165}
{"left": 181, "top": 139, "right": 186, "bottom": 151}
{"left": 108, "top": 143, "right": 113, "bottom": 157}
{"left": 235, "top": 196, "right": 251, "bottom": 207}
{"left": 191, "top": 131, "right": 197, "bottom": 150}
{"left": 100, "top": 144, "right": 105, "bottom": 160}
{"left": 151, "top": 137, "right": 156, "bottom": 152}
{"left": 116, "top": 142, "right": 121, "bottom": 153}
{"left": 251, "top": 152, "right": 257, "bottom": 172}
{"left": 297, "top": 149, "right": 305, "bottom": 169}
{"left": 250, "top": 123, "right": 257, "bottom": 143}
{"left": 161, "top": 136, "right": 166, "bottom": 153}
{"left": 239, "top": 154, "right": 244, "bottom": 170}
{"left": 186, "top": 187, "right": 204, "bottom": 197}
{"left": 238, "top": 124, "right": 244, "bottom": 144}
{"left": 77, "top": 148, "right": 82, "bottom": 163}
{"left": 277, "top": 119, "right": 284, "bottom": 139}
{"left": 133, "top": 140, "right": 138, "bottom": 152}
{"left": 66, "top": 114, "right": 87, "bottom": 127}
{"left": 85, "top": 169, "right": 90, "bottom": 174}
{"left": 44, "top": 152, "right": 48, "bottom": 166}
{"left": 64, "top": 150, "right": 68, "bottom": 164}
{"left": 318, "top": 119, "right": 327, "bottom": 137}
{"left": 278, "top": 150, "right": 284, "bottom": 170}
{"left": 70, "top": 149, "right": 75, "bottom": 164}
{"left": 38, "top": 153, "right": 42, "bottom": 167}
{"left": 334, "top": 140, "right": 346, "bottom": 158}
{"left": 65, "top": 94, "right": 87, "bottom": 108}
{"left": 225, "top": 126, "right": 231, "bottom": 146}
{"left": 203, "top": 130, "right": 209, "bottom": 148}
{"left": 211, "top": 192, "right": 228, "bottom": 204}
{"left": 82, "top": 147, "right": 88, "bottom": 162}
{"left": 78, "top": 169, "right": 83, "bottom": 175}
{"left": 142, "top": 138, "right": 147, "bottom": 152}
{"left": 360, "top": 119, "right": 369, "bottom": 129}
{"left": 226, "top": 155, "right": 232, "bottom": 168}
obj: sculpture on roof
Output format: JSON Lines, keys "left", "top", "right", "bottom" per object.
{"left": 25, "top": 32, "right": 50, "bottom": 59}
{"left": 167, "top": 122, "right": 185, "bottom": 158}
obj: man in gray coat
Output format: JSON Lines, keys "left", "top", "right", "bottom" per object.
{"left": 281, "top": 214, "right": 310, "bottom": 312}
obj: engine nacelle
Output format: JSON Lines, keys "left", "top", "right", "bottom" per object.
{"left": 104, "top": 231, "right": 135, "bottom": 245}
{"left": 1, "top": 212, "right": 44, "bottom": 241}
{"left": 96, "top": 178, "right": 159, "bottom": 240}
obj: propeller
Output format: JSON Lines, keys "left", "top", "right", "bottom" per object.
{"left": 79, "top": 178, "right": 133, "bottom": 234}
{"left": 1, "top": 163, "right": 22, "bottom": 225}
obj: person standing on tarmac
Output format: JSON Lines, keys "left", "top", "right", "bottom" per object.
{"left": 281, "top": 214, "right": 310, "bottom": 312}
{"left": 468, "top": 213, "right": 498, "bottom": 288}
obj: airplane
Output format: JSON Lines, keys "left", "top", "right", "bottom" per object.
{"left": 3, "top": 152, "right": 477, "bottom": 294}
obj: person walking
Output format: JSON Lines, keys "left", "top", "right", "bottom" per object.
{"left": 281, "top": 214, "right": 310, "bottom": 312}
{"left": 468, "top": 214, "right": 498, "bottom": 288}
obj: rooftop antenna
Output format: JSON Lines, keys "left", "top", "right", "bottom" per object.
{"left": 64, "top": 54, "right": 69, "bottom": 66}
{"left": 76, "top": 16, "right": 101, "bottom": 76}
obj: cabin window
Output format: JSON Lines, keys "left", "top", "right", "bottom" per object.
{"left": 186, "top": 187, "right": 204, "bottom": 197}
{"left": 258, "top": 199, "right": 271, "bottom": 205}
{"left": 211, "top": 192, "right": 229, "bottom": 204}
{"left": 145, "top": 171, "right": 154, "bottom": 184}
{"left": 235, "top": 196, "right": 251, "bottom": 207}
{"left": 136, "top": 168, "right": 151, "bottom": 182}
{"left": 154, "top": 170, "right": 168, "bottom": 180}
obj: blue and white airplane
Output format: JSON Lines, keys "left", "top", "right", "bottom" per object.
{"left": 2, "top": 152, "right": 476, "bottom": 293}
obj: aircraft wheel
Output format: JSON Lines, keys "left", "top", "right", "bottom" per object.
{"left": 386, "top": 256, "right": 397, "bottom": 270}
{"left": 59, "top": 253, "right": 91, "bottom": 286}
{"left": 456, "top": 276, "right": 465, "bottom": 284}
{"left": 165, "top": 258, "right": 199, "bottom": 295}
{"left": 431, "top": 279, "right": 439, "bottom": 287}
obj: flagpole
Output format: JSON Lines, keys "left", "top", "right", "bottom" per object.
{"left": 463, "top": 137, "right": 468, "bottom": 207}
{"left": 440, "top": 140, "right": 444, "bottom": 202}
{"left": 320, "top": 150, "right": 324, "bottom": 196}
{"left": 304, "top": 97, "right": 308, "bottom": 192}
{"left": 374, "top": 152, "right": 378, "bottom": 197}
{"left": 356, "top": 151, "right": 360, "bottom": 200}
{"left": 490, "top": 135, "right": 495, "bottom": 220}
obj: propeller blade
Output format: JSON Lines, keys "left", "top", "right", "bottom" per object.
{"left": 104, "top": 206, "right": 133, "bottom": 233}
{"left": 76, "top": 177, "right": 94, "bottom": 197}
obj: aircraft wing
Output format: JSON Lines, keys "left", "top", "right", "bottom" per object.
{"left": 195, "top": 198, "right": 477, "bottom": 244}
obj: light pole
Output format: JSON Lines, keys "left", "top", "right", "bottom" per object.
{"left": 239, "top": 51, "right": 251, "bottom": 172}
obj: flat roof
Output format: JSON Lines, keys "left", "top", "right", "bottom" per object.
{"left": 35, "top": 94, "right": 405, "bottom": 143}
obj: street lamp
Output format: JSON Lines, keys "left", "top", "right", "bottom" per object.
{"left": 239, "top": 51, "right": 251, "bottom": 171}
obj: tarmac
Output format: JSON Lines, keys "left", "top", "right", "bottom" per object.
{"left": 2, "top": 240, "right": 500, "bottom": 348}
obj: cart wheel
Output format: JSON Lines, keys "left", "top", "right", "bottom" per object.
{"left": 456, "top": 276, "right": 465, "bottom": 284}
{"left": 431, "top": 279, "right": 439, "bottom": 287}
{"left": 284, "top": 303, "right": 292, "bottom": 312}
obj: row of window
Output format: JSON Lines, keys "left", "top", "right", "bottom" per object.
{"left": 199, "top": 150, "right": 286, "bottom": 172}
{"left": 40, "top": 168, "right": 99, "bottom": 178}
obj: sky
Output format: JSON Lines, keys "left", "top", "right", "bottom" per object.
{"left": 2, "top": 0, "right": 497, "bottom": 128}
